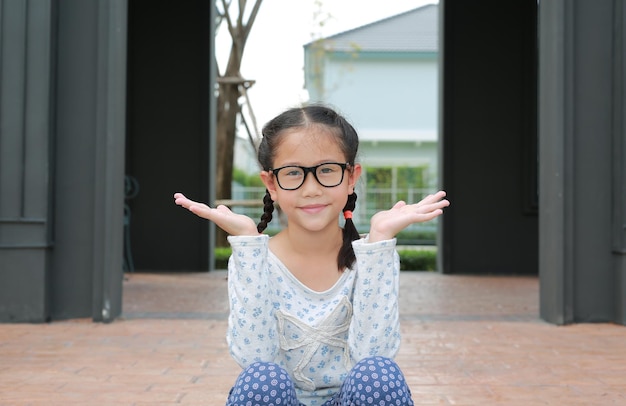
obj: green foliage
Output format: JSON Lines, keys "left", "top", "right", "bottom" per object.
{"left": 397, "top": 249, "right": 437, "bottom": 271}
{"left": 233, "top": 168, "right": 264, "bottom": 187}
{"left": 213, "top": 246, "right": 437, "bottom": 271}
{"left": 214, "top": 247, "right": 232, "bottom": 269}
{"left": 364, "top": 166, "right": 428, "bottom": 190}
{"left": 364, "top": 165, "right": 430, "bottom": 205}
{"left": 366, "top": 167, "right": 393, "bottom": 188}
{"left": 397, "top": 166, "right": 428, "bottom": 190}
{"left": 396, "top": 230, "right": 436, "bottom": 245}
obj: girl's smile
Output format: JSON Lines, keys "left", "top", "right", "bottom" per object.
{"left": 299, "top": 203, "right": 328, "bottom": 215}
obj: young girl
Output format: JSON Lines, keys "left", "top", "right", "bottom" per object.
{"left": 174, "top": 105, "right": 449, "bottom": 406}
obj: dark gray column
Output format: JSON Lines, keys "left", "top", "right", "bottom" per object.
{"left": 91, "top": 0, "right": 128, "bottom": 322}
{"left": 50, "top": 0, "right": 127, "bottom": 321}
{"left": 0, "top": 0, "right": 54, "bottom": 322}
{"left": 539, "top": 0, "right": 623, "bottom": 324}
{"left": 0, "top": 0, "right": 128, "bottom": 323}
{"left": 612, "top": 0, "right": 626, "bottom": 325}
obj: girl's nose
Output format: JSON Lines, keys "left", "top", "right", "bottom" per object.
{"left": 300, "top": 171, "right": 322, "bottom": 195}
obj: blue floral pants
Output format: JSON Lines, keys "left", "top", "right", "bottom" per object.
{"left": 226, "top": 356, "right": 414, "bottom": 406}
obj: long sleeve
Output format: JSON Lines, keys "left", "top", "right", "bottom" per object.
{"left": 348, "top": 237, "right": 401, "bottom": 362}
{"left": 226, "top": 234, "right": 278, "bottom": 368}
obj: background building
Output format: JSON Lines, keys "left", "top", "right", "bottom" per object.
{"left": 303, "top": 5, "right": 439, "bottom": 239}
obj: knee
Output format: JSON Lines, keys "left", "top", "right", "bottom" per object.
{"left": 352, "top": 356, "right": 404, "bottom": 382}
{"left": 344, "top": 356, "right": 413, "bottom": 405}
{"left": 228, "top": 362, "right": 297, "bottom": 405}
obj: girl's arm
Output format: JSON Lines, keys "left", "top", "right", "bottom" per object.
{"left": 173, "top": 192, "right": 259, "bottom": 236}
{"left": 368, "top": 190, "right": 449, "bottom": 243}
{"left": 226, "top": 235, "right": 278, "bottom": 368}
{"left": 175, "top": 194, "right": 277, "bottom": 366}
{"left": 349, "top": 238, "right": 402, "bottom": 361}
{"left": 348, "top": 191, "right": 448, "bottom": 361}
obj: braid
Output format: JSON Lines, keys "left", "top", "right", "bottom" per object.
{"left": 257, "top": 190, "right": 275, "bottom": 233}
{"left": 338, "top": 192, "right": 359, "bottom": 270}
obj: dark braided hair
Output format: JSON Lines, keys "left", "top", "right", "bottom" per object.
{"left": 257, "top": 190, "right": 274, "bottom": 233}
{"left": 340, "top": 192, "right": 359, "bottom": 269}
{"left": 256, "top": 104, "right": 361, "bottom": 271}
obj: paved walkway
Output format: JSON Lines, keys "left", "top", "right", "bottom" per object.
{"left": 1, "top": 271, "right": 625, "bottom": 405}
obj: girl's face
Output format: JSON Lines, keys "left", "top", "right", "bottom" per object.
{"left": 260, "top": 127, "right": 361, "bottom": 234}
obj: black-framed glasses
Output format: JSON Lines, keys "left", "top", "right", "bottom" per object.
{"left": 270, "top": 163, "right": 350, "bottom": 190}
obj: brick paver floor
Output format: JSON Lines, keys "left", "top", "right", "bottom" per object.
{"left": 1, "top": 271, "right": 625, "bottom": 405}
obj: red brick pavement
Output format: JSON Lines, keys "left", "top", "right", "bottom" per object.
{"left": 1, "top": 271, "right": 625, "bottom": 405}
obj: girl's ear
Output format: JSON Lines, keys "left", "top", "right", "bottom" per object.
{"left": 348, "top": 164, "right": 362, "bottom": 194}
{"left": 260, "top": 171, "right": 279, "bottom": 201}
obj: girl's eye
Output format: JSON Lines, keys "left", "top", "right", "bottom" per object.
{"left": 284, "top": 168, "right": 303, "bottom": 177}
{"left": 318, "top": 164, "right": 338, "bottom": 174}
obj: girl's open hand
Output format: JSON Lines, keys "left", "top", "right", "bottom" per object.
{"left": 173, "top": 192, "right": 259, "bottom": 236}
{"left": 368, "top": 190, "right": 450, "bottom": 243}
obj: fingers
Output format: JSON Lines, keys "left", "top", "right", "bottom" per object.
{"left": 417, "top": 191, "right": 450, "bottom": 211}
{"left": 196, "top": 205, "right": 232, "bottom": 220}
{"left": 173, "top": 192, "right": 190, "bottom": 207}
{"left": 393, "top": 191, "right": 449, "bottom": 213}
{"left": 419, "top": 208, "right": 444, "bottom": 221}
{"left": 215, "top": 205, "right": 232, "bottom": 214}
{"left": 415, "top": 200, "right": 449, "bottom": 216}
{"left": 418, "top": 190, "right": 448, "bottom": 205}
{"left": 173, "top": 192, "right": 212, "bottom": 218}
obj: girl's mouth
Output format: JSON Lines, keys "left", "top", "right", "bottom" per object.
{"left": 299, "top": 204, "right": 327, "bottom": 215}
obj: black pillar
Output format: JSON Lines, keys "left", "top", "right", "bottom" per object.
{"left": 439, "top": 0, "right": 539, "bottom": 275}
{"left": 126, "top": 0, "right": 213, "bottom": 271}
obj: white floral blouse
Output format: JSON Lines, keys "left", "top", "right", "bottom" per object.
{"left": 226, "top": 234, "right": 401, "bottom": 406}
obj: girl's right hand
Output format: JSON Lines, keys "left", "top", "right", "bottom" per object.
{"left": 368, "top": 190, "right": 449, "bottom": 242}
{"left": 173, "top": 192, "right": 260, "bottom": 236}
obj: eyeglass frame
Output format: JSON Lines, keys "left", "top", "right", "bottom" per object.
{"left": 269, "top": 162, "right": 351, "bottom": 191}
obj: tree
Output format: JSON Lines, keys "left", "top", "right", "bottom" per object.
{"left": 215, "top": 0, "right": 263, "bottom": 246}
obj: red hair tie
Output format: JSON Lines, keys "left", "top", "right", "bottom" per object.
{"left": 343, "top": 210, "right": 353, "bottom": 220}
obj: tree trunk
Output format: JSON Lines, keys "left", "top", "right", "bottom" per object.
{"left": 214, "top": 0, "right": 263, "bottom": 246}
{"left": 215, "top": 82, "right": 241, "bottom": 246}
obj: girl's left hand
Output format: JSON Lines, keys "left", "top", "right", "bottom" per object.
{"left": 368, "top": 190, "right": 450, "bottom": 243}
{"left": 173, "top": 192, "right": 259, "bottom": 236}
